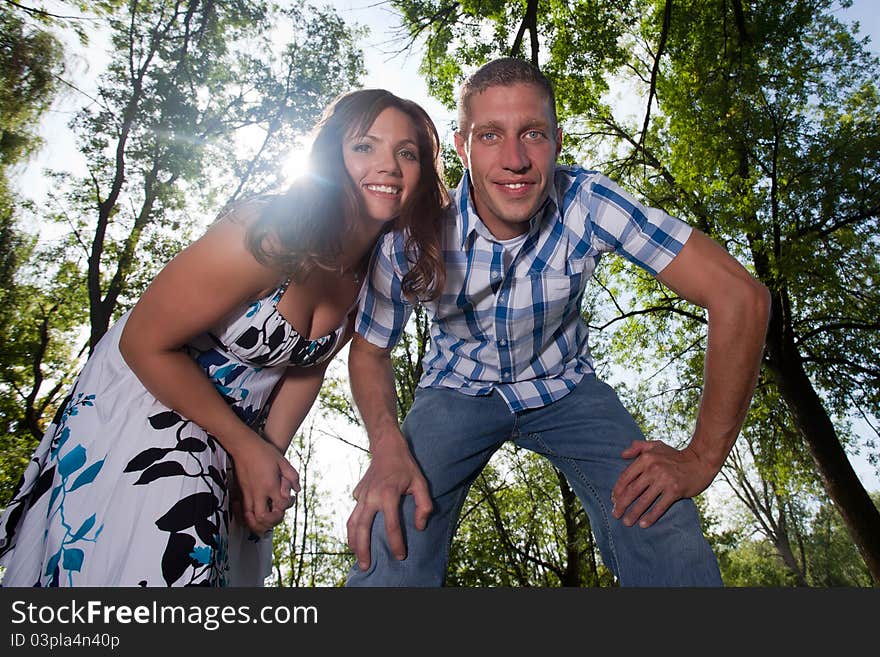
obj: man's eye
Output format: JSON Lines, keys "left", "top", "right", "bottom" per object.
{"left": 525, "top": 130, "right": 545, "bottom": 140}
{"left": 480, "top": 132, "right": 498, "bottom": 142}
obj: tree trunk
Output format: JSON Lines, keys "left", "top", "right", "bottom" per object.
{"left": 764, "top": 291, "right": 880, "bottom": 585}
{"left": 555, "top": 470, "right": 587, "bottom": 586}
{"left": 771, "top": 515, "right": 809, "bottom": 587}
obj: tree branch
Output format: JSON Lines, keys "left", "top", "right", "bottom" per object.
{"left": 630, "top": 0, "right": 671, "bottom": 167}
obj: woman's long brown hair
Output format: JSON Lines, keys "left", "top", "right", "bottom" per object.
{"left": 245, "top": 89, "right": 448, "bottom": 301}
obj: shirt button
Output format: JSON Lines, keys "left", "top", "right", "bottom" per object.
{"left": 499, "top": 338, "right": 507, "bottom": 346}
{"left": 498, "top": 293, "right": 507, "bottom": 302}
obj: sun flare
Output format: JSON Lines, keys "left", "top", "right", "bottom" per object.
{"left": 281, "top": 144, "right": 311, "bottom": 184}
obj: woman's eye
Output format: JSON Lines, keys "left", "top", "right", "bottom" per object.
{"left": 352, "top": 143, "right": 371, "bottom": 153}
{"left": 399, "top": 149, "right": 418, "bottom": 161}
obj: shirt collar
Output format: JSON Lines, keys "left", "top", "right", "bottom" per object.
{"left": 456, "top": 171, "right": 480, "bottom": 248}
{"left": 455, "top": 169, "right": 562, "bottom": 248}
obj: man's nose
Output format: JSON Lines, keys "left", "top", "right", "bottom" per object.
{"left": 500, "top": 137, "right": 529, "bottom": 172}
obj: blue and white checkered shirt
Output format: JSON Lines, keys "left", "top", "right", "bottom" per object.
{"left": 356, "top": 165, "right": 693, "bottom": 412}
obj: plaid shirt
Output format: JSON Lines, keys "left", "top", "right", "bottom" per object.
{"left": 356, "top": 166, "right": 693, "bottom": 412}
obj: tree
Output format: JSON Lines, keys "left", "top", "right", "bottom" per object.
{"left": 719, "top": 385, "right": 819, "bottom": 586}
{"left": 0, "top": 3, "right": 80, "bottom": 503}
{"left": 391, "top": 0, "right": 880, "bottom": 585}
{"left": 62, "top": 0, "right": 364, "bottom": 351}
{"left": 712, "top": 491, "right": 875, "bottom": 587}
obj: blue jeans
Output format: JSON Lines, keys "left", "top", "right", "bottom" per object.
{"left": 345, "top": 374, "right": 722, "bottom": 587}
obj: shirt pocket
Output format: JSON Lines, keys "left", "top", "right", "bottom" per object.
{"left": 506, "top": 271, "right": 575, "bottom": 349}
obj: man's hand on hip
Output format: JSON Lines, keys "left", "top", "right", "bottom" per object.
{"left": 611, "top": 439, "right": 716, "bottom": 529}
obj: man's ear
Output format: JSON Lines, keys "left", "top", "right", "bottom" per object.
{"left": 454, "top": 130, "right": 469, "bottom": 168}
{"left": 555, "top": 126, "right": 563, "bottom": 159}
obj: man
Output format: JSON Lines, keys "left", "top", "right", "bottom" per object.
{"left": 345, "top": 58, "right": 770, "bottom": 586}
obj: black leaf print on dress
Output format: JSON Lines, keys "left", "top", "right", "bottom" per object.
{"left": 0, "top": 503, "right": 23, "bottom": 557}
{"left": 267, "top": 324, "right": 285, "bottom": 350}
{"left": 207, "top": 465, "right": 226, "bottom": 489}
{"left": 235, "top": 327, "right": 259, "bottom": 349}
{"left": 175, "top": 437, "right": 207, "bottom": 453}
{"left": 133, "top": 461, "right": 188, "bottom": 485}
{"left": 195, "top": 519, "right": 217, "bottom": 546}
{"left": 155, "top": 492, "right": 218, "bottom": 532}
{"left": 124, "top": 447, "right": 174, "bottom": 472}
{"left": 50, "top": 392, "right": 73, "bottom": 427}
{"left": 161, "top": 532, "right": 196, "bottom": 586}
{"left": 48, "top": 564, "right": 60, "bottom": 587}
{"left": 27, "top": 465, "right": 56, "bottom": 509}
{"left": 148, "top": 410, "right": 184, "bottom": 430}
{"left": 250, "top": 352, "right": 271, "bottom": 365}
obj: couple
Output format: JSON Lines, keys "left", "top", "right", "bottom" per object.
{"left": 0, "top": 58, "right": 770, "bottom": 587}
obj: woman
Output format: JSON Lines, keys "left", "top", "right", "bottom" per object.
{"left": 0, "top": 89, "right": 447, "bottom": 587}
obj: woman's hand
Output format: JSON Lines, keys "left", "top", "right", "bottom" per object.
{"left": 229, "top": 436, "right": 301, "bottom": 535}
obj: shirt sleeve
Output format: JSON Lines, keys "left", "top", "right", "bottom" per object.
{"left": 355, "top": 229, "right": 415, "bottom": 349}
{"left": 584, "top": 173, "right": 693, "bottom": 275}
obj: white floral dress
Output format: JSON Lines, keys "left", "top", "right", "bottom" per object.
{"left": 0, "top": 280, "right": 343, "bottom": 587}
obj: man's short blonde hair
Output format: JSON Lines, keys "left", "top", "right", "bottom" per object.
{"left": 457, "top": 57, "right": 557, "bottom": 133}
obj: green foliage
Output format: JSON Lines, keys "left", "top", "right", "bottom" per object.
{"left": 0, "top": 6, "right": 64, "bottom": 170}
{"left": 393, "top": 0, "right": 635, "bottom": 131}
{"left": 56, "top": 0, "right": 365, "bottom": 347}
{"left": 638, "top": 0, "right": 880, "bottom": 419}
{"left": 0, "top": 245, "right": 88, "bottom": 506}
{"left": 0, "top": 4, "right": 85, "bottom": 505}
{"left": 801, "top": 494, "right": 875, "bottom": 586}
{"left": 713, "top": 494, "right": 875, "bottom": 587}
{"left": 441, "top": 142, "right": 463, "bottom": 188}
{"left": 618, "top": 0, "right": 880, "bottom": 574}
{"left": 717, "top": 537, "right": 801, "bottom": 587}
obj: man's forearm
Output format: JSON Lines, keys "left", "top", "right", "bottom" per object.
{"left": 348, "top": 336, "right": 407, "bottom": 450}
{"left": 689, "top": 276, "right": 770, "bottom": 472}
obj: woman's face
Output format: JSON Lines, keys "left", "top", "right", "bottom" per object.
{"left": 342, "top": 106, "right": 422, "bottom": 224}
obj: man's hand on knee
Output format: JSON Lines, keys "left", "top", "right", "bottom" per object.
{"left": 610, "top": 439, "right": 716, "bottom": 528}
{"left": 346, "top": 434, "right": 433, "bottom": 570}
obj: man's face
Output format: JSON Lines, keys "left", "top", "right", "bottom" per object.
{"left": 455, "top": 82, "right": 562, "bottom": 240}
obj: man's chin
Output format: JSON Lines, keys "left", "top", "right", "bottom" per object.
{"left": 497, "top": 204, "right": 542, "bottom": 225}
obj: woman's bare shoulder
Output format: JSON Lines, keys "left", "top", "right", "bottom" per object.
{"left": 210, "top": 194, "right": 278, "bottom": 232}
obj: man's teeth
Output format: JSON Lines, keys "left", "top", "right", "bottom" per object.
{"left": 502, "top": 183, "right": 527, "bottom": 189}
{"left": 366, "top": 184, "right": 400, "bottom": 194}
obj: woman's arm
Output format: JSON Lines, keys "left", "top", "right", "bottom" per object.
{"left": 119, "top": 211, "right": 299, "bottom": 535}
{"left": 262, "top": 366, "right": 328, "bottom": 455}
